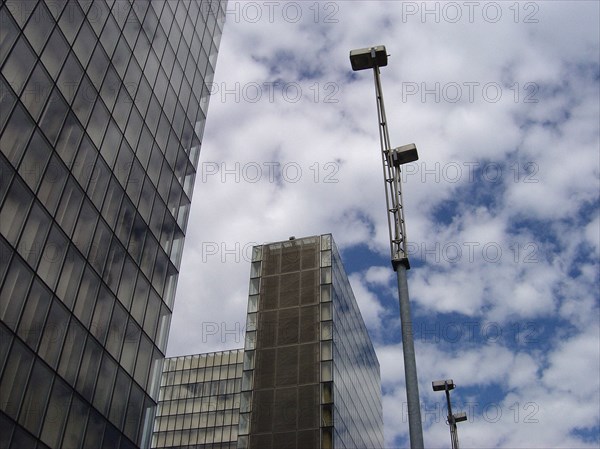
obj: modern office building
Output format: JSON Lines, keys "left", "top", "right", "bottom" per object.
{"left": 152, "top": 349, "right": 243, "bottom": 449}
{"left": 152, "top": 235, "right": 384, "bottom": 449}
{"left": 0, "top": 1, "right": 226, "bottom": 448}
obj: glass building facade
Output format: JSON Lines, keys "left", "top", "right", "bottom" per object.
{"left": 154, "top": 236, "right": 383, "bottom": 449}
{"left": 239, "top": 235, "right": 384, "bottom": 449}
{"left": 152, "top": 349, "right": 243, "bottom": 449}
{"left": 0, "top": 1, "right": 226, "bottom": 448}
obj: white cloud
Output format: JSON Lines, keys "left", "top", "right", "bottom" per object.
{"left": 168, "top": 2, "right": 600, "bottom": 447}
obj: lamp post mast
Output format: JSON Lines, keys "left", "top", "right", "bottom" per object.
{"left": 360, "top": 47, "right": 424, "bottom": 449}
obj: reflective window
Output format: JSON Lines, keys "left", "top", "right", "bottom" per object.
{"left": 0, "top": 8, "right": 19, "bottom": 65}
{"left": 76, "top": 336, "right": 103, "bottom": 402}
{"left": 38, "top": 297, "right": 70, "bottom": 369}
{"left": 93, "top": 352, "right": 117, "bottom": 415}
{"left": 73, "top": 264, "right": 100, "bottom": 327}
{"left": 99, "top": 13, "right": 120, "bottom": 58}
{"left": 39, "top": 86, "right": 69, "bottom": 145}
{"left": 0, "top": 176, "right": 33, "bottom": 245}
{"left": 1, "top": 36, "right": 37, "bottom": 96}
{"left": 62, "top": 392, "right": 89, "bottom": 448}
{"left": 0, "top": 103, "right": 35, "bottom": 167}
{"left": 18, "top": 129, "right": 52, "bottom": 192}
{"left": 40, "top": 25, "right": 70, "bottom": 79}
{"left": 0, "top": 337, "right": 34, "bottom": 420}
{"left": 18, "top": 358, "right": 53, "bottom": 436}
{"left": 55, "top": 176, "right": 84, "bottom": 237}
{"left": 18, "top": 201, "right": 51, "bottom": 269}
{"left": 57, "top": 52, "right": 84, "bottom": 105}
{"left": 21, "top": 62, "right": 53, "bottom": 121}
{"left": 17, "top": 277, "right": 52, "bottom": 351}
{"left": 55, "top": 244, "right": 85, "bottom": 310}
{"left": 40, "top": 375, "right": 72, "bottom": 447}
{"left": 73, "top": 20, "right": 96, "bottom": 68}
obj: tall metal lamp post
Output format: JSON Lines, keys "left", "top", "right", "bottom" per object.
{"left": 349, "top": 45, "right": 424, "bottom": 449}
{"left": 432, "top": 380, "right": 468, "bottom": 449}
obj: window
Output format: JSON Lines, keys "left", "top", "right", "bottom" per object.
{"left": 0, "top": 176, "right": 33, "bottom": 245}
{"left": 1, "top": 36, "right": 37, "bottom": 96}
{"left": 38, "top": 298, "right": 70, "bottom": 369}
{"left": 18, "top": 358, "right": 53, "bottom": 436}
{"left": 39, "top": 86, "right": 69, "bottom": 145}
{"left": 0, "top": 103, "right": 35, "bottom": 167}
{"left": 40, "top": 376, "right": 72, "bottom": 448}
{"left": 17, "top": 278, "right": 52, "bottom": 351}
{"left": 0, "top": 339, "right": 34, "bottom": 420}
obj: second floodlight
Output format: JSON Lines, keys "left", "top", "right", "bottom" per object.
{"left": 350, "top": 45, "right": 388, "bottom": 71}
{"left": 432, "top": 380, "right": 455, "bottom": 391}
{"left": 390, "top": 143, "right": 419, "bottom": 167}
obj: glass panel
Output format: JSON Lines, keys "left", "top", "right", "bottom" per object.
{"left": 18, "top": 129, "right": 51, "bottom": 194}
{"left": 134, "top": 333, "right": 153, "bottom": 388}
{"left": 104, "top": 107, "right": 127, "bottom": 165}
{"left": 73, "top": 20, "right": 96, "bottom": 68}
{"left": 71, "top": 134, "right": 97, "bottom": 189}
{"left": 0, "top": 103, "right": 35, "bottom": 167}
{"left": 88, "top": 217, "right": 112, "bottom": 274}
{"left": 37, "top": 153, "right": 69, "bottom": 215}
{"left": 121, "top": 318, "right": 141, "bottom": 375}
{"left": 17, "top": 278, "right": 52, "bottom": 351}
{"left": 87, "top": 153, "right": 111, "bottom": 210}
{"left": 62, "top": 393, "right": 89, "bottom": 449}
{"left": 90, "top": 284, "right": 114, "bottom": 344}
{"left": 58, "top": 1, "right": 84, "bottom": 44}
{"left": 93, "top": 353, "right": 117, "bottom": 415}
{"left": 57, "top": 51, "right": 84, "bottom": 105}
{"left": 76, "top": 336, "right": 103, "bottom": 402}
{"left": 0, "top": 176, "right": 33, "bottom": 245}
{"left": 0, "top": 7, "right": 18, "bottom": 65}
{"left": 20, "top": 61, "right": 53, "bottom": 121}
{"left": 109, "top": 368, "right": 131, "bottom": 429}
{"left": 321, "top": 360, "right": 333, "bottom": 382}
{"left": 58, "top": 318, "right": 87, "bottom": 386}
{"left": 18, "top": 358, "right": 53, "bottom": 436}
{"left": 103, "top": 236, "right": 126, "bottom": 294}
{"left": 37, "top": 224, "right": 68, "bottom": 290}
{"left": 39, "top": 86, "right": 69, "bottom": 145}
{"left": 40, "top": 376, "right": 72, "bottom": 448}
{"left": 55, "top": 176, "right": 84, "bottom": 237}
{"left": 38, "top": 298, "right": 70, "bottom": 369}
{"left": 41, "top": 25, "right": 70, "bottom": 79}
{"left": 55, "top": 244, "right": 85, "bottom": 310}
{"left": 1, "top": 36, "right": 36, "bottom": 95}
{"left": 0, "top": 339, "right": 34, "bottom": 420}
{"left": 105, "top": 300, "right": 128, "bottom": 360}
{"left": 73, "top": 264, "right": 100, "bottom": 327}
{"left": 55, "top": 112, "right": 84, "bottom": 168}
{"left": 0, "top": 255, "right": 33, "bottom": 331}
{"left": 18, "top": 201, "right": 51, "bottom": 268}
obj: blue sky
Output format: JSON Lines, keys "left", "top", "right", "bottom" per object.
{"left": 167, "top": 2, "right": 599, "bottom": 447}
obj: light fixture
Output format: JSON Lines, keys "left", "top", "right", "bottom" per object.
{"left": 350, "top": 45, "right": 388, "bottom": 71}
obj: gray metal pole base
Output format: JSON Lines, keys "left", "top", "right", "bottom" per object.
{"left": 396, "top": 263, "right": 424, "bottom": 449}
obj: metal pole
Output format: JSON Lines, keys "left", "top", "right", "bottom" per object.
{"left": 370, "top": 57, "right": 424, "bottom": 449}
{"left": 444, "top": 382, "right": 460, "bottom": 449}
{"left": 396, "top": 265, "right": 424, "bottom": 449}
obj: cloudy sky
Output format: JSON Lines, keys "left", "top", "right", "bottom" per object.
{"left": 167, "top": 2, "right": 599, "bottom": 447}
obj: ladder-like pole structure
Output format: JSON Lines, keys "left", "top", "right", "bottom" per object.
{"left": 369, "top": 47, "right": 424, "bottom": 449}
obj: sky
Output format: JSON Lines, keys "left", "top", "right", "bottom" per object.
{"left": 166, "top": 1, "right": 600, "bottom": 447}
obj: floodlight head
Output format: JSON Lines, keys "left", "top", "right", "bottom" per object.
{"left": 453, "top": 412, "right": 468, "bottom": 423}
{"left": 390, "top": 143, "right": 419, "bottom": 167}
{"left": 432, "top": 379, "right": 455, "bottom": 391}
{"left": 350, "top": 45, "right": 388, "bottom": 71}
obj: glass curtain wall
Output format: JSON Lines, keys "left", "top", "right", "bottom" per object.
{"left": 0, "top": 1, "right": 226, "bottom": 448}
